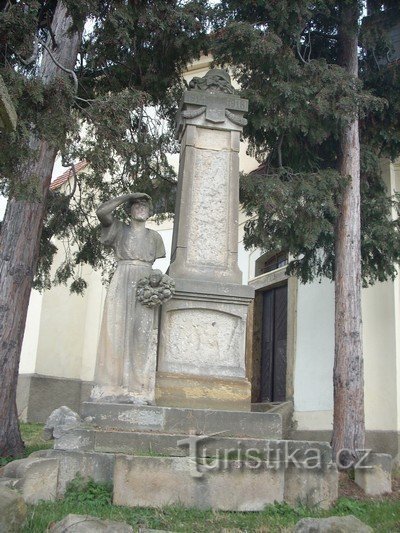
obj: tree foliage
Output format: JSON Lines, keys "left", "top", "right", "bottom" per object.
{"left": 212, "top": 0, "right": 400, "bottom": 285}
{"left": 0, "top": 0, "right": 209, "bottom": 292}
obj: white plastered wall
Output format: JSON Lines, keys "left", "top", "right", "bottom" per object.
{"left": 19, "top": 290, "right": 43, "bottom": 374}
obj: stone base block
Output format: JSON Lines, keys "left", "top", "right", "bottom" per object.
{"left": 113, "top": 455, "right": 284, "bottom": 511}
{"left": 51, "top": 450, "right": 115, "bottom": 495}
{"left": 155, "top": 371, "right": 251, "bottom": 411}
{"left": 0, "top": 487, "right": 27, "bottom": 533}
{"left": 1, "top": 456, "right": 59, "bottom": 504}
{"left": 294, "top": 516, "right": 372, "bottom": 532}
{"left": 284, "top": 464, "right": 338, "bottom": 509}
{"left": 49, "top": 514, "right": 134, "bottom": 532}
{"left": 355, "top": 452, "right": 392, "bottom": 495}
{"left": 113, "top": 452, "right": 338, "bottom": 511}
{"left": 157, "top": 278, "right": 254, "bottom": 412}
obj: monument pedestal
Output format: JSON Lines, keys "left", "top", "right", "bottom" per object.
{"left": 0, "top": 70, "right": 342, "bottom": 512}
{"left": 156, "top": 278, "right": 253, "bottom": 410}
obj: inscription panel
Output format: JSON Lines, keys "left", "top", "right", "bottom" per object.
{"left": 186, "top": 148, "right": 229, "bottom": 267}
{"left": 163, "top": 308, "right": 244, "bottom": 376}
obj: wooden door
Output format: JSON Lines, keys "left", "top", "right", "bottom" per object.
{"left": 260, "top": 283, "right": 288, "bottom": 402}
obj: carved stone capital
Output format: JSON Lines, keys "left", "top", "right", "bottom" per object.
{"left": 176, "top": 69, "right": 248, "bottom": 138}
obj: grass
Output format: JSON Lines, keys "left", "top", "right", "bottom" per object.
{"left": 0, "top": 423, "right": 52, "bottom": 468}
{"left": 23, "top": 498, "right": 400, "bottom": 532}
{"left": 2, "top": 424, "right": 400, "bottom": 531}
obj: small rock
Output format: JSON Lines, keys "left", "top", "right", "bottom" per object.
{"left": 43, "top": 406, "right": 82, "bottom": 440}
{"left": 0, "top": 486, "right": 27, "bottom": 533}
{"left": 355, "top": 452, "right": 392, "bottom": 495}
{"left": 48, "top": 514, "right": 133, "bottom": 532}
{"left": 294, "top": 515, "right": 373, "bottom": 532}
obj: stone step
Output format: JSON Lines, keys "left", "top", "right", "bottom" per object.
{"left": 54, "top": 426, "right": 333, "bottom": 466}
{"left": 82, "top": 401, "right": 291, "bottom": 439}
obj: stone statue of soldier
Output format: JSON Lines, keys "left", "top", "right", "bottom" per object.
{"left": 91, "top": 192, "right": 167, "bottom": 404}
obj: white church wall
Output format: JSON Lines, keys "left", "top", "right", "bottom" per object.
{"left": 33, "top": 249, "right": 90, "bottom": 380}
{"left": 363, "top": 279, "right": 398, "bottom": 431}
{"left": 293, "top": 278, "right": 335, "bottom": 429}
{"left": 19, "top": 290, "right": 43, "bottom": 374}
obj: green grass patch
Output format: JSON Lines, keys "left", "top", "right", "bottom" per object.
{"left": 23, "top": 498, "right": 400, "bottom": 532}
{"left": 0, "top": 423, "right": 52, "bottom": 467}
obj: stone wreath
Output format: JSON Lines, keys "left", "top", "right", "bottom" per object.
{"left": 136, "top": 269, "right": 175, "bottom": 308}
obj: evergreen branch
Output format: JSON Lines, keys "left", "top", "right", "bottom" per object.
{"left": 308, "top": 30, "right": 338, "bottom": 41}
{"left": 18, "top": 36, "right": 39, "bottom": 66}
{"left": 296, "top": 40, "right": 307, "bottom": 64}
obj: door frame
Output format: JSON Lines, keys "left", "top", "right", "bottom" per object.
{"left": 245, "top": 266, "right": 298, "bottom": 403}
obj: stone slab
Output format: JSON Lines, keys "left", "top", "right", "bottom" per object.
{"left": 294, "top": 515, "right": 372, "bottom": 532}
{"left": 82, "top": 402, "right": 283, "bottom": 438}
{"left": 48, "top": 514, "right": 133, "bottom": 532}
{"left": 54, "top": 427, "right": 333, "bottom": 464}
{"left": 54, "top": 428, "right": 95, "bottom": 452}
{"left": 2, "top": 456, "right": 59, "bottom": 504}
{"left": 0, "top": 487, "right": 27, "bottom": 533}
{"left": 354, "top": 452, "right": 392, "bottom": 495}
{"left": 155, "top": 372, "right": 251, "bottom": 411}
{"left": 284, "top": 464, "right": 338, "bottom": 509}
{"left": 45, "top": 450, "right": 115, "bottom": 495}
{"left": 113, "top": 455, "right": 284, "bottom": 511}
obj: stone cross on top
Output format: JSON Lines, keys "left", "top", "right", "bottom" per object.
{"left": 176, "top": 68, "right": 248, "bottom": 137}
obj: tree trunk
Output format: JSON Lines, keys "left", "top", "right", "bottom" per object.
{"left": 0, "top": 2, "right": 82, "bottom": 458}
{"left": 332, "top": 1, "right": 365, "bottom": 466}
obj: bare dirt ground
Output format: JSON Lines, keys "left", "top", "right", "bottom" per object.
{"left": 339, "top": 471, "right": 400, "bottom": 501}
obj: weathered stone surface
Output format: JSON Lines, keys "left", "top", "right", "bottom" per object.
{"left": 54, "top": 429, "right": 95, "bottom": 452}
{"left": 82, "top": 402, "right": 283, "bottom": 438}
{"left": 17, "top": 374, "right": 92, "bottom": 424}
{"left": 284, "top": 464, "right": 338, "bottom": 509}
{"left": 155, "top": 372, "right": 251, "bottom": 411}
{"left": 161, "top": 308, "right": 244, "bottom": 376}
{"left": 354, "top": 452, "right": 392, "bottom": 495}
{"left": 1, "top": 456, "right": 59, "bottom": 504}
{"left": 48, "top": 514, "right": 133, "bottom": 532}
{"left": 47, "top": 450, "right": 115, "bottom": 495}
{"left": 0, "top": 477, "right": 20, "bottom": 489}
{"left": 92, "top": 193, "right": 166, "bottom": 405}
{"left": 293, "top": 515, "right": 373, "bottom": 532}
{"left": 0, "top": 487, "right": 27, "bottom": 533}
{"left": 113, "top": 455, "right": 284, "bottom": 511}
{"left": 91, "top": 430, "right": 331, "bottom": 460}
{"left": 43, "top": 405, "right": 82, "bottom": 440}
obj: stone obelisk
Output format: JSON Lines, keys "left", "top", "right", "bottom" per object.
{"left": 156, "top": 69, "right": 254, "bottom": 411}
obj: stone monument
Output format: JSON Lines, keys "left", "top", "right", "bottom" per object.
{"left": 0, "top": 69, "right": 339, "bottom": 513}
{"left": 156, "top": 69, "right": 255, "bottom": 411}
{"left": 90, "top": 192, "right": 172, "bottom": 405}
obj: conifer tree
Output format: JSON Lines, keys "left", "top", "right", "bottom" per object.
{"left": 212, "top": 0, "right": 400, "bottom": 461}
{"left": 0, "top": 0, "right": 208, "bottom": 457}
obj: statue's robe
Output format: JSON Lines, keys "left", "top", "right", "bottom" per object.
{"left": 94, "top": 219, "right": 165, "bottom": 401}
